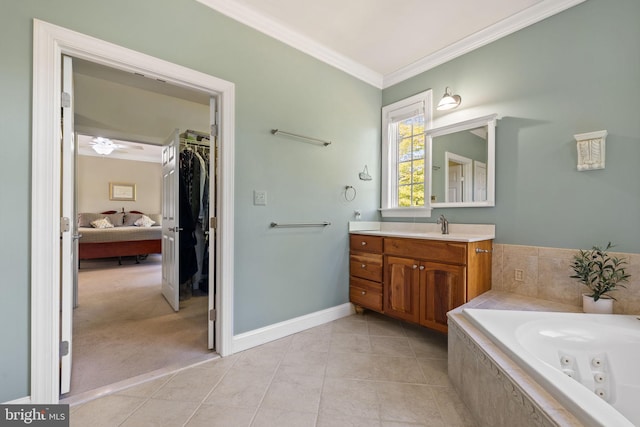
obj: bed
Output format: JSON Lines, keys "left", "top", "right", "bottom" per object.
{"left": 78, "top": 210, "right": 162, "bottom": 264}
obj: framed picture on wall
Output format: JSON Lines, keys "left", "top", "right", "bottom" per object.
{"left": 109, "top": 182, "right": 136, "bottom": 201}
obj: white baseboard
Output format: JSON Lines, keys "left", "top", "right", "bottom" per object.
{"left": 3, "top": 396, "right": 31, "bottom": 404}
{"left": 232, "top": 303, "right": 354, "bottom": 353}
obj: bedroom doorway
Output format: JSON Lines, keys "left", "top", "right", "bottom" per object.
{"left": 62, "top": 56, "right": 219, "bottom": 398}
{"left": 31, "top": 20, "right": 235, "bottom": 403}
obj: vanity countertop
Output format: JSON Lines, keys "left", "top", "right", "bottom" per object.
{"left": 348, "top": 221, "right": 495, "bottom": 243}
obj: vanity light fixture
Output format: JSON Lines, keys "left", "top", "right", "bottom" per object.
{"left": 91, "top": 137, "right": 116, "bottom": 155}
{"left": 436, "top": 87, "right": 462, "bottom": 111}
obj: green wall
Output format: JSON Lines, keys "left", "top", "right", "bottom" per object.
{"left": 383, "top": 0, "right": 640, "bottom": 253}
{"left": 0, "top": 0, "right": 380, "bottom": 402}
{"left": 3, "top": 0, "right": 639, "bottom": 404}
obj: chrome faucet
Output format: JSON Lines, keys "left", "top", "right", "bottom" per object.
{"left": 437, "top": 214, "right": 449, "bottom": 234}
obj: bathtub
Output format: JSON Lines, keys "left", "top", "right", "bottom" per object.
{"left": 462, "top": 309, "right": 640, "bottom": 427}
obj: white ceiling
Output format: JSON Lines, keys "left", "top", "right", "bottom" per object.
{"left": 77, "top": 134, "right": 163, "bottom": 163}
{"left": 197, "top": 0, "right": 585, "bottom": 88}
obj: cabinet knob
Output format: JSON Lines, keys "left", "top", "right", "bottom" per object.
{"left": 361, "top": 291, "right": 366, "bottom": 295}
{"left": 419, "top": 265, "right": 425, "bottom": 270}
{"left": 361, "top": 241, "right": 367, "bottom": 246}
{"left": 413, "top": 264, "right": 418, "bottom": 269}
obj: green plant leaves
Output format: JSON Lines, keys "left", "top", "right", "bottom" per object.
{"left": 570, "top": 242, "right": 630, "bottom": 300}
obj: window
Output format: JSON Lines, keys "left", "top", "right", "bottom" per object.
{"left": 381, "top": 90, "right": 432, "bottom": 217}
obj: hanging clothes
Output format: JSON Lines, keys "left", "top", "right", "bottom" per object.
{"left": 178, "top": 164, "right": 198, "bottom": 288}
{"left": 179, "top": 138, "right": 211, "bottom": 295}
{"left": 180, "top": 148, "right": 202, "bottom": 223}
{"left": 199, "top": 152, "right": 210, "bottom": 293}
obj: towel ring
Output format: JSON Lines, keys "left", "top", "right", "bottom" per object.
{"left": 345, "top": 185, "right": 356, "bottom": 202}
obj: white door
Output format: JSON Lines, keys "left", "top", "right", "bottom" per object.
{"left": 447, "top": 164, "right": 463, "bottom": 202}
{"left": 60, "top": 55, "right": 77, "bottom": 395}
{"left": 208, "top": 97, "right": 217, "bottom": 350}
{"left": 162, "top": 130, "right": 180, "bottom": 311}
{"left": 474, "top": 161, "right": 487, "bottom": 202}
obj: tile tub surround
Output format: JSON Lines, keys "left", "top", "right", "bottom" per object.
{"left": 491, "top": 244, "right": 640, "bottom": 314}
{"left": 448, "top": 291, "right": 584, "bottom": 427}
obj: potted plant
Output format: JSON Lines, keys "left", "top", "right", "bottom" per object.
{"left": 570, "top": 242, "right": 630, "bottom": 313}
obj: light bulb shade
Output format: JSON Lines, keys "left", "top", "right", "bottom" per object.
{"left": 91, "top": 137, "right": 116, "bottom": 155}
{"left": 92, "top": 144, "right": 115, "bottom": 155}
{"left": 436, "top": 87, "right": 462, "bottom": 111}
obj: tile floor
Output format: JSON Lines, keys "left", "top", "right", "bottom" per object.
{"left": 69, "top": 312, "right": 477, "bottom": 426}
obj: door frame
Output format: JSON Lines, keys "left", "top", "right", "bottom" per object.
{"left": 31, "top": 19, "right": 235, "bottom": 403}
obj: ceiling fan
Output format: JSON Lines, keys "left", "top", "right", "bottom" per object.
{"left": 90, "top": 137, "right": 121, "bottom": 155}
{"left": 89, "top": 136, "right": 143, "bottom": 155}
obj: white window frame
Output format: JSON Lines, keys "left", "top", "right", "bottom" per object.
{"left": 380, "top": 90, "right": 433, "bottom": 218}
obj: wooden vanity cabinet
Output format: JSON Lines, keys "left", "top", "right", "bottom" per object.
{"left": 350, "top": 233, "right": 492, "bottom": 333}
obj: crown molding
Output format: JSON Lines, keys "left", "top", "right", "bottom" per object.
{"left": 196, "top": 0, "right": 586, "bottom": 90}
{"left": 196, "top": 0, "right": 383, "bottom": 88}
{"left": 384, "top": 0, "right": 587, "bottom": 88}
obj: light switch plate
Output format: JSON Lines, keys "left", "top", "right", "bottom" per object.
{"left": 253, "top": 190, "right": 267, "bottom": 206}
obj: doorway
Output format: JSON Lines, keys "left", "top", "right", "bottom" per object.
{"left": 62, "top": 54, "right": 215, "bottom": 398}
{"left": 31, "top": 19, "right": 235, "bottom": 404}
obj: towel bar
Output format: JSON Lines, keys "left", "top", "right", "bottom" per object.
{"left": 270, "top": 221, "right": 331, "bottom": 228}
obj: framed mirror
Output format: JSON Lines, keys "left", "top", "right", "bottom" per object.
{"left": 427, "top": 114, "right": 497, "bottom": 208}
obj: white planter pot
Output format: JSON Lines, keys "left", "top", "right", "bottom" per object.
{"left": 582, "top": 294, "right": 613, "bottom": 314}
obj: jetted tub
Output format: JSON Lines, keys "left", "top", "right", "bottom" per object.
{"left": 463, "top": 309, "right": 640, "bottom": 427}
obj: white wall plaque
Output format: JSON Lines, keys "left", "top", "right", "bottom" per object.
{"left": 575, "top": 130, "right": 607, "bottom": 171}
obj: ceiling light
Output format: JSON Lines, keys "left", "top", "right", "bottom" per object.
{"left": 436, "top": 87, "right": 462, "bottom": 111}
{"left": 91, "top": 137, "right": 116, "bottom": 155}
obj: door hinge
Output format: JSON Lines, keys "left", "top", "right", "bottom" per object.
{"left": 60, "top": 217, "right": 70, "bottom": 233}
{"left": 209, "top": 309, "right": 216, "bottom": 321}
{"left": 210, "top": 217, "right": 217, "bottom": 229}
{"left": 61, "top": 92, "right": 71, "bottom": 108}
{"left": 60, "top": 341, "right": 69, "bottom": 357}
{"left": 211, "top": 123, "right": 218, "bottom": 138}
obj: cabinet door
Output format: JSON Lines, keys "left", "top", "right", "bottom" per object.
{"left": 420, "top": 262, "right": 466, "bottom": 332}
{"left": 384, "top": 256, "right": 420, "bottom": 323}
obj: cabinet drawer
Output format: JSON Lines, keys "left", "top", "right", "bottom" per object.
{"left": 350, "top": 234, "right": 383, "bottom": 253}
{"left": 350, "top": 277, "right": 383, "bottom": 311}
{"left": 384, "top": 237, "right": 467, "bottom": 265}
{"left": 350, "top": 253, "right": 383, "bottom": 282}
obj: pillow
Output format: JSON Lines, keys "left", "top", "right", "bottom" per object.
{"left": 106, "top": 212, "right": 125, "bottom": 227}
{"left": 90, "top": 217, "right": 114, "bottom": 229}
{"left": 147, "top": 213, "right": 162, "bottom": 226}
{"left": 134, "top": 215, "right": 155, "bottom": 227}
{"left": 78, "top": 213, "right": 104, "bottom": 227}
{"left": 123, "top": 213, "right": 143, "bottom": 226}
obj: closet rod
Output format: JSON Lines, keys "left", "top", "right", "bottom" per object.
{"left": 180, "top": 138, "right": 210, "bottom": 148}
{"left": 271, "top": 129, "right": 331, "bottom": 147}
{"left": 270, "top": 221, "right": 331, "bottom": 228}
